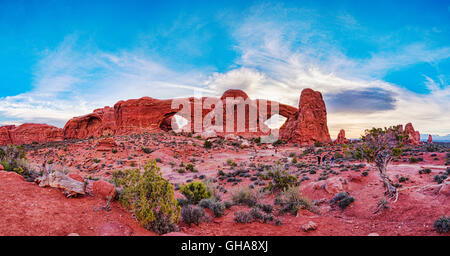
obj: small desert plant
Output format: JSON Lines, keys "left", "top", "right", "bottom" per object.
{"left": 233, "top": 211, "right": 253, "bottom": 223}
{"left": 180, "top": 181, "right": 212, "bottom": 204}
{"left": 263, "top": 165, "right": 298, "bottom": 192}
{"left": 181, "top": 205, "right": 206, "bottom": 226}
{"left": 199, "top": 198, "right": 225, "bottom": 217}
{"left": 434, "top": 174, "right": 448, "bottom": 184}
{"left": 274, "top": 186, "right": 316, "bottom": 215}
{"left": 409, "top": 156, "right": 419, "bottom": 163}
{"left": 231, "top": 186, "right": 261, "bottom": 207}
{"left": 249, "top": 207, "right": 264, "bottom": 220}
{"left": 329, "top": 192, "right": 355, "bottom": 210}
{"left": 433, "top": 215, "right": 449, "bottom": 233}
{"left": 111, "top": 160, "right": 180, "bottom": 234}
{"left": 204, "top": 140, "right": 212, "bottom": 149}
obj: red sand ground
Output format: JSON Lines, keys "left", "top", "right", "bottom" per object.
{"left": 0, "top": 133, "right": 449, "bottom": 236}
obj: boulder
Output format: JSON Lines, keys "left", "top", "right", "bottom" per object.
{"left": 313, "top": 177, "right": 344, "bottom": 194}
{"left": 0, "top": 164, "right": 4, "bottom": 171}
{"left": 96, "top": 137, "right": 117, "bottom": 151}
{"left": 280, "top": 88, "right": 331, "bottom": 145}
{"left": 93, "top": 180, "right": 117, "bottom": 200}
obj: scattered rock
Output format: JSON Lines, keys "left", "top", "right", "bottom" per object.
{"left": 301, "top": 221, "right": 317, "bottom": 232}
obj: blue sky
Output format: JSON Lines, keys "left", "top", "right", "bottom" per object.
{"left": 0, "top": 0, "right": 449, "bottom": 138}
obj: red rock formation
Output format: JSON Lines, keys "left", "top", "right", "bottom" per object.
{"left": 404, "top": 123, "right": 420, "bottom": 145}
{"left": 0, "top": 125, "right": 15, "bottom": 145}
{"left": 427, "top": 134, "right": 432, "bottom": 144}
{"left": 114, "top": 97, "right": 176, "bottom": 135}
{"left": 3, "top": 89, "right": 333, "bottom": 145}
{"left": 279, "top": 88, "right": 331, "bottom": 145}
{"left": 0, "top": 123, "right": 63, "bottom": 145}
{"left": 63, "top": 106, "right": 116, "bottom": 139}
{"left": 334, "top": 129, "right": 349, "bottom": 145}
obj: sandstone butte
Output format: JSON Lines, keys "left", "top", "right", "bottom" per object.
{"left": 427, "top": 134, "right": 432, "bottom": 144}
{"left": 404, "top": 122, "right": 421, "bottom": 145}
{"left": 334, "top": 129, "right": 349, "bottom": 145}
{"left": 0, "top": 88, "right": 422, "bottom": 146}
{"left": 279, "top": 88, "right": 331, "bottom": 144}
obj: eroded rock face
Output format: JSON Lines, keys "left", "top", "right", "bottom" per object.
{"left": 0, "top": 125, "right": 15, "bottom": 145}
{"left": 334, "top": 129, "right": 349, "bottom": 145}
{"left": 2, "top": 89, "right": 333, "bottom": 145}
{"left": 62, "top": 90, "right": 298, "bottom": 140}
{"left": 114, "top": 97, "right": 176, "bottom": 135}
{"left": 63, "top": 106, "right": 116, "bottom": 139}
{"left": 0, "top": 123, "right": 63, "bottom": 146}
{"left": 405, "top": 123, "right": 420, "bottom": 145}
{"left": 279, "top": 88, "right": 331, "bottom": 145}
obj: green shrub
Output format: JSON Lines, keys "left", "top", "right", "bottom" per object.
{"left": 263, "top": 165, "right": 298, "bottom": 192}
{"left": 334, "top": 152, "right": 343, "bottom": 159}
{"left": 409, "top": 156, "right": 419, "bottom": 163}
{"left": 204, "top": 140, "right": 212, "bottom": 149}
{"left": 274, "top": 186, "right": 316, "bottom": 215}
{"left": 314, "top": 141, "right": 323, "bottom": 147}
{"left": 0, "top": 145, "right": 37, "bottom": 181}
{"left": 392, "top": 147, "right": 402, "bottom": 157}
{"left": 93, "top": 158, "right": 101, "bottom": 163}
{"left": 180, "top": 181, "right": 211, "bottom": 204}
{"left": 434, "top": 215, "right": 449, "bottom": 233}
{"left": 231, "top": 186, "right": 261, "bottom": 207}
{"left": 111, "top": 160, "right": 180, "bottom": 234}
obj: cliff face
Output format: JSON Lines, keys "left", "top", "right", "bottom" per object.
{"left": 0, "top": 123, "right": 63, "bottom": 145}
{"left": 1, "top": 88, "right": 335, "bottom": 146}
{"left": 279, "top": 88, "right": 331, "bottom": 145}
